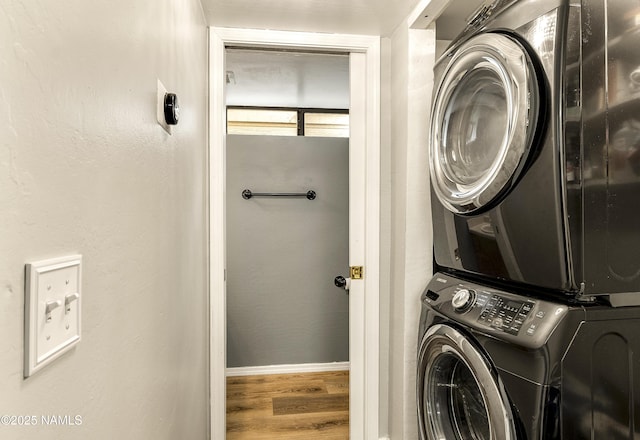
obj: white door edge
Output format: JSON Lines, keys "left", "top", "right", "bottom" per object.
{"left": 349, "top": 51, "right": 367, "bottom": 440}
{"left": 208, "top": 26, "right": 381, "bottom": 440}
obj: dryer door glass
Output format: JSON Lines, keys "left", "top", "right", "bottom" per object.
{"left": 430, "top": 32, "right": 540, "bottom": 214}
{"left": 417, "top": 324, "right": 515, "bottom": 440}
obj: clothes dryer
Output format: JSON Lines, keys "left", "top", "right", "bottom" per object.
{"left": 430, "top": 0, "right": 640, "bottom": 303}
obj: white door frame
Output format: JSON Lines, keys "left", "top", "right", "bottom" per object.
{"left": 208, "top": 27, "right": 381, "bottom": 440}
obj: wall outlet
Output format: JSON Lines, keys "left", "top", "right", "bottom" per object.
{"left": 24, "top": 255, "right": 82, "bottom": 377}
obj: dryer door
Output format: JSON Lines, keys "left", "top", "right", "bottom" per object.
{"left": 417, "top": 324, "right": 517, "bottom": 440}
{"left": 430, "top": 32, "right": 541, "bottom": 214}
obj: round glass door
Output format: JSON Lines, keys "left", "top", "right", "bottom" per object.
{"left": 430, "top": 32, "right": 541, "bottom": 214}
{"left": 417, "top": 324, "right": 515, "bottom": 440}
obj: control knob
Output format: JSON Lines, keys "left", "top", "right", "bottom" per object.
{"left": 452, "top": 288, "right": 476, "bottom": 313}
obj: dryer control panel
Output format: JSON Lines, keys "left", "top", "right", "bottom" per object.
{"left": 423, "top": 273, "right": 569, "bottom": 349}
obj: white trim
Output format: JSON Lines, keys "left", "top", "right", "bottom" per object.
{"left": 212, "top": 27, "right": 378, "bottom": 52}
{"left": 226, "top": 362, "right": 350, "bottom": 377}
{"left": 364, "top": 39, "right": 381, "bottom": 440}
{"left": 349, "top": 52, "right": 367, "bottom": 440}
{"left": 208, "top": 27, "right": 381, "bottom": 440}
{"left": 209, "top": 29, "right": 227, "bottom": 440}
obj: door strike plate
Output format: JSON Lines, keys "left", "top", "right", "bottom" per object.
{"left": 350, "top": 266, "right": 364, "bottom": 280}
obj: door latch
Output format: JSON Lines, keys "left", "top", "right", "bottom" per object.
{"left": 350, "top": 266, "right": 364, "bottom": 280}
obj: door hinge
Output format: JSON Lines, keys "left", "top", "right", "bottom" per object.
{"left": 350, "top": 266, "right": 364, "bottom": 280}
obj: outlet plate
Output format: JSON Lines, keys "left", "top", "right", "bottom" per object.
{"left": 25, "top": 255, "right": 82, "bottom": 377}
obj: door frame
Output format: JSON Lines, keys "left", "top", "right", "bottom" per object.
{"left": 208, "top": 27, "right": 381, "bottom": 440}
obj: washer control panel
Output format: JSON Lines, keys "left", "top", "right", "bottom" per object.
{"left": 425, "top": 273, "right": 569, "bottom": 349}
{"left": 475, "top": 292, "right": 533, "bottom": 336}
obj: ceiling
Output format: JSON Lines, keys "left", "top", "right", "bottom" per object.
{"left": 202, "top": 0, "right": 486, "bottom": 38}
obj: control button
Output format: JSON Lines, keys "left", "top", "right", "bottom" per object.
{"left": 526, "top": 323, "right": 537, "bottom": 335}
{"left": 521, "top": 303, "right": 533, "bottom": 315}
{"left": 425, "top": 290, "right": 440, "bottom": 301}
{"left": 452, "top": 289, "right": 475, "bottom": 312}
{"left": 535, "top": 310, "right": 546, "bottom": 319}
{"left": 493, "top": 317, "right": 504, "bottom": 328}
{"left": 475, "top": 294, "right": 489, "bottom": 306}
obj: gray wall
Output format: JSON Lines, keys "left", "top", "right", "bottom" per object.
{"left": 0, "top": 1, "right": 209, "bottom": 439}
{"left": 226, "top": 135, "right": 349, "bottom": 368}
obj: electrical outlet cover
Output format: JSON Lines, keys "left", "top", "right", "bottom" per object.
{"left": 24, "top": 255, "right": 82, "bottom": 377}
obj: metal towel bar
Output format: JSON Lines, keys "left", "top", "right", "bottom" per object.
{"left": 241, "top": 189, "right": 316, "bottom": 200}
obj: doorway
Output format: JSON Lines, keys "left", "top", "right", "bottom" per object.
{"left": 209, "top": 28, "right": 381, "bottom": 440}
{"left": 225, "top": 48, "right": 350, "bottom": 438}
{"left": 224, "top": 48, "right": 350, "bottom": 370}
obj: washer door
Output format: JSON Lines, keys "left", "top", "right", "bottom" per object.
{"left": 417, "top": 324, "right": 516, "bottom": 440}
{"left": 430, "top": 32, "right": 541, "bottom": 214}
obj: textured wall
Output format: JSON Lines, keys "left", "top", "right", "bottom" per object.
{"left": 226, "top": 135, "right": 349, "bottom": 368}
{"left": 388, "top": 23, "right": 435, "bottom": 440}
{"left": 0, "top": 1, "right": 209, "bottom": 439}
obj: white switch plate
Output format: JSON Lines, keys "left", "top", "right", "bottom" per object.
{"left": 24, "top": 255, "right": 82, "bottom": 377}
{"left": 157, "top": 79, "right": 172, "bottom": 135}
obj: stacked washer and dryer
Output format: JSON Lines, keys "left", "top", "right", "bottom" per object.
{"left": 419, "top": 0, "right": 640, "bottom": 438}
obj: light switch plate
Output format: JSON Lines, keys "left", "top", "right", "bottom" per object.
{"left": 24, "top": 255, "right": 82, "bottom": 377}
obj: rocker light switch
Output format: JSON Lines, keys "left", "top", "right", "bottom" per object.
{"left": 25, "top": 255, "right": 82, "bottom": 377}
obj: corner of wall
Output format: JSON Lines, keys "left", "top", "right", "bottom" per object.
{"left": 379, "top": 34, "right": 393, "bottom": 440}
{"left": 387, "top": 18, "right": 436, "bottom": 440}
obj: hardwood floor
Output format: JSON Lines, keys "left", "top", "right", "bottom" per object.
{"left": 226, "top": 370, "right": 349, "bottom": 439}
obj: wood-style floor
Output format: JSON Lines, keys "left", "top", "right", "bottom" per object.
{"left": 226, "top": 370, "right": 349, "bottom": 439}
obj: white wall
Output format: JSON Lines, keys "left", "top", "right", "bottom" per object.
{"left": 386, "top": 22, "right": 435, "bottom": 440}
{"left": 0, "top": 1, "right": 209, "bottom": 439}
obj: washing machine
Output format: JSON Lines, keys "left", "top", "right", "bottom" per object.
{"left": 417, "top": 272, "right": 640, "bottom": 439}
{"left": 430, "top": 0, "right": 640, "bottom": 303}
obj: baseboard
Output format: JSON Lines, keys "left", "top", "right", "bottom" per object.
{"left": 226, "top": 361, "right": 350, "bottom": 377}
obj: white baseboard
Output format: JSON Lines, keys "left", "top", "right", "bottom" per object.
{"left": 226, "top": 361, "right": 350, "bottom": 377}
